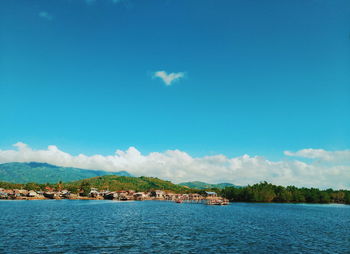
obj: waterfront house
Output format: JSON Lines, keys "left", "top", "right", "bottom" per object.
{"left": 134, "top": 192, "right": 146, "bottom": 200}
{"left": 60, "top": 190, "right": 71, "bottom": 198}
{"left": 43, "top": 192, "right": 59, "bottom": 199}
{"left": 4, "top": 189, "right": 14, "bottom": 197}
{"left": 13, "top": 189, "right": 21, "bottom": 197}
{"left": 189, "top": 193, "right": 202, "bottom": 200}
{"left": 151, "top": 190, "right": 165, "bottom": 199}
{"left": 117, "top": 191, "right": 129, "bottom": 200}
{"left": 164, "top": 193, "right": 176, "bottom": 200}
{"left": 19, "top": 189, "right": 29, "bottom": 196}
{"left": 104, "top": 192, "right": 119, "bottom": 200}
{"left": 100, "top": 190, "right": 110, "bottom": 198}
{"left": 182, "top": 194, "right": 189, "bottom": 200}
{"left": 204, "top": 191, "right": 217, "bottom": 197}
{"left": 37, "top": 191, "right": 44, "bottom": 196}
{"left": 89, "top": 188, "right": 100, "bottom": 198}
{"left": 0, "top": 189, "right": 8, "bottom": 198}
{"left": 27, "top": 190, "right": 39, "bottom": 197}
{"left": 144, "top": 192, "right": 151, "bottom": 198}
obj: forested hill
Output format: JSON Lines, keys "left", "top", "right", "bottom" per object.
{"left": 0, "top": 175, "right": 190, "bottom": 193}
{"left": 64, "top": 175, "right": 189, "bottom": 193}
{"left": 0, "top": 162, "right": 131, "bottom": 183}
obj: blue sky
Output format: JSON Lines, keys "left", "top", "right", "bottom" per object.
{"left": 1, "top": 0, "right": 349, "bottom": 161}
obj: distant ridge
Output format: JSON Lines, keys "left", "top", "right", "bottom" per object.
{"left": 0, "top": 162, "right": 132, "bottom": 184}
{"left": 179, "top": 181, "right": 240, "bottom": 189}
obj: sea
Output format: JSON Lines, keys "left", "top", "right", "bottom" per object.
{"left": 0, "top": 200, "right": 349, "bottom": 254}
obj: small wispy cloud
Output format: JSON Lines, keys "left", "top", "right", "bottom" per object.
{"left": 153, "top": 71, "right": 185, "bottom": 86}
{"left": 284, "top": 149, "right": 350, "bottom": 163}
{"left": 39, "top": 11, "right": 53, "bottom": 21}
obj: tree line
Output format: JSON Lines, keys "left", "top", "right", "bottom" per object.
{"left": 220, "top": 182, "right": 350, "bottom": 204}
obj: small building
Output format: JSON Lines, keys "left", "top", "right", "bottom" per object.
{"left": 43, "top": 192, "right": 59, "bottom": 199}
{"left": 204, "top": 191, "right": 217, "bottom": 197}
{"left": 36, "top": 191, "right": 44, "bottom": 196}
{"left": 60, "top": 190, "right": 71, "bottom": 198}
{"left": 19, "top": 189, "right": 29, "bottom": 196}
{"left": 0, "top": 189, "right": 8, "bottom": 198}
{"left": 151, "top": 190, "right": 165, "bottom": 199}
{"left": 134, "top": 192, "right": 145, "bottom": 200}
{"left": 164, "top": 193, "right": 176, "bottom": 200}
{"left": 189, "top": 193, "right": 202, "bottom": 200}
{"left": 4, "top": 189, "right": 14, "bottom": 197}
{"left": 27, "top": 190, "right": 39, "bottom": 197}
{"left": 104, "top": 192, "right": 119, "bottom": 200}
{"left": 118, "top": 191, "right": 130, "bottom": 200}
{"left": 13, "top": 189, "right": 21, "bottom": 197}
{"left": 89, "top": 188, "right": 100, "bottom": 198}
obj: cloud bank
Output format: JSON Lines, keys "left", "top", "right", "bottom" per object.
{"left": 0, "top": 143, "right": 349, "bottom": 189}
{"left": 0, "top": 142, "right": 350, "bottom": 189}
{"left": 153, "top": 71, "right": 185, "bottom": 86}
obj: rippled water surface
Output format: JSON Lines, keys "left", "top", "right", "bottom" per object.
{"left": 0, "top": 200, "right": 349, "bottom": 253}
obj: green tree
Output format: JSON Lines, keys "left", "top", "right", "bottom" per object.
{"left": 79, "top": 181, "right": 91, "bottom": 196}
{"left": 319, "top": 192, "right": 330, "bottom": 203}
{"left": 344, "top": 192, "right": 350, "bottom": 204}
{"left": 331, "top": 191, "right": 345, "bottom": 203}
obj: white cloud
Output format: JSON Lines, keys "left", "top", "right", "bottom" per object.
{"left": 153, "top": 71, "right": 185, "bottom": 86}
{"left": 39, "top": 11, "right": 53, "bottom": 21}
{"left": 284, "top": 149, "right": 350, "bottom": 163}
{"left": 1, "top": 143, "right": 350, "bottom": 189}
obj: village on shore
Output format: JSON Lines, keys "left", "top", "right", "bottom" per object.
{"left": 0, "top": 187, "right": 229, "bottom": 205}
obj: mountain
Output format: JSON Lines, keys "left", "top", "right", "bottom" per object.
{"left": 0, "top": 162, "right": 132, "bottom": 184}
{"left": 63, "top": 175, "right": 189, "bottom": 193}
{"left": 179, "top": 181, "right": 239, "bottom": 189}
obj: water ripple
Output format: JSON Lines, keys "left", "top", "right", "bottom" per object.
{"left": 0, "top": 201, "right": 349, "bottom": 253}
